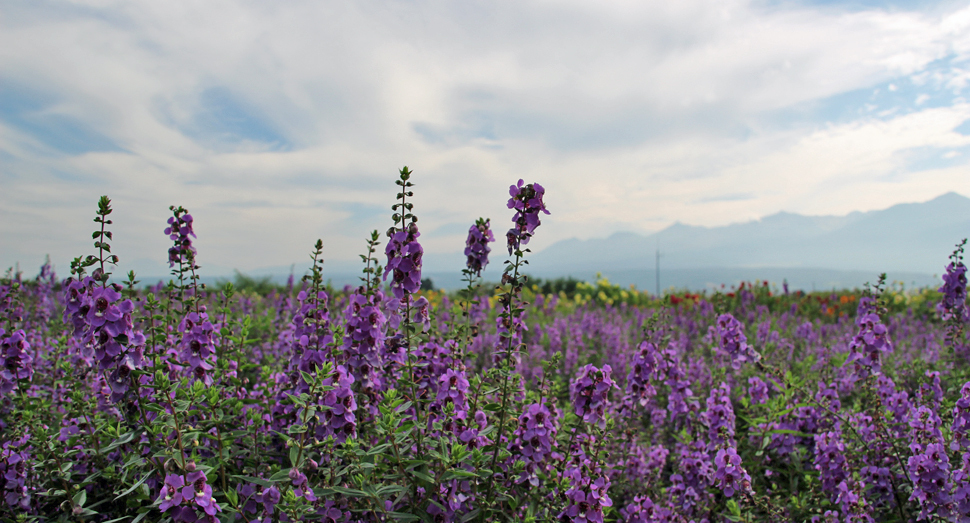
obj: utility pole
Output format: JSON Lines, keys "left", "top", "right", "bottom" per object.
{"left": 655, "top": 243, "right": 661, "bottom": 298}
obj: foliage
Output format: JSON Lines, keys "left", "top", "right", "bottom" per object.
{"left": 2, "top": 170, "right": 970, "bottom": 523}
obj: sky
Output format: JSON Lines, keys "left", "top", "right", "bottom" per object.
{"left": 2, "top": 0, "right": 970, "bottom": 278}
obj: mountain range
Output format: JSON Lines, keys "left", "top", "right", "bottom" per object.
{"left": 524, "top": 192, "right": 970, "bottom": 292}
{"left": 129, "top": 192, "right": 970, "bottom": 292}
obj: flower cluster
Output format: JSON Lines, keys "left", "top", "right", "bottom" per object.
{"left": 156, "top": 466, "right": 222, "bottom": 522}
{"left": 165, "top": 208, "right": 196, "bottom": 267}
{"left": 343, "top": 288, "right": 387, "bottom": 406}
{"left": 316, "top": 365, "right": 358, "bottom": 443}
{"left": 63, "top": 277, "right": 146, "bottom": 402}
{"left": 561, "top": 476, "right": 612, "bottom": 523}
{"left": 814, "top": 429, "right": 848, "bottom": 496}
{"left": 702, "top": 382, "right": 736, "bottom": 449}
{"left": 570, "top": 364, "right": 615, "bottom": 428}
{"left": 510, "top": 402, "right": 558, "bottom": 484}
{"left": 464, "top": 217, "right": 494, "bottom": 277}
{"left": 0, "top": 329, "right": 32, "bottom": 393}
{"left": 178, "top": 309, "right": 218, "bottom": 386}
{"left": 0, "top": 435, "right": 31, "bottom": 511}
{"left": 907, "top": 442, "right": 952, "bottom": 519}
{"left": 506, "top": 179, "right": 550, "bottom": 255}
{"left": 713, "top": 446, "right": 752, "bottom": 497}
{"left": 939, "top": 256, "right": 969, "bottom": 323}
{"left": 845, "top": 302, "right": 892, "bottom": 378}
{"left": 620, "top": 495, "right": 673, "bottom": 523}
{"left": 626, "top": 340, "right": 659, "bottom": 407}
{"left": 384, "top": 222, "right": 423, "bottom": 300}
{"left": 715, "top": 313, "right": 759, "bottom": 369}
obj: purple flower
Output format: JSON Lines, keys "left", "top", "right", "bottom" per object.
{"left": 165, "top": 209, "right": 196, "bottom": 267}
{"left": 907, "top": 442, "right": 951, "bottom": 519}
{"left": 383, "top": 222, "right": 423, "bottom": 300}
{"left": 747, "top": 376, "right": 768, "bottom": 405}
{"left": 713, "top": 446, "right": 752, "bottom": 497}
{"left": 0, "top": 330, "right": 33, "bottom": 393}
{"left": 702, "top": 382, "right": 736, "bottom": 449}
{"left": 570, "top": 364, "right": 616, "bottom": 429}
{"left": 939, "top": 259, "right": 969, "bottom": 323}
{"left": 510, "top": 401, "right": 559, "bottom": 484}
{"left": 157, "top": 474, "right": 185, "bottom": 512}
{"left": 715, "top": 313, "right": 759, "bottom": 369}
{"left": 464, "top": 218, "right": 494, "bottom": 277}
{"left": 506, "top": 179, "right": 550, "bottom": 255}
{"left": 814, "top": 429, "right": 848, "bottom": 498}
{"left": 952, "top": 382, "right": 970, "bottom": 450}
{"left": 626, "top": 340, "right": 659, "bottom": 407}
{"left": 845, "top": 304, "right": 892, "bottom": 378}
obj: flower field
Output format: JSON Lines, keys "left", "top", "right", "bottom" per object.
{"left": 2, "top": 167, "right": 970, "bottom": 522}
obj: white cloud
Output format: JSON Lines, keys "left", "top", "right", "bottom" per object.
{"left": 2, "top": 0, "right": 970, "bottom": 277}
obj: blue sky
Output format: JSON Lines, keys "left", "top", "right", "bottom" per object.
{"left": 2, "top": 0, "right": 970, "bottom": 278}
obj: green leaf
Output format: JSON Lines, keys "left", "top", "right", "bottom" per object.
{"left": 113, "top": 473, "right": 151, "bottom": 501}
{"left": 224, "top": 488, "right": 239, "bottom": 506}
{"left": 331, "top": 486, "right": 368, "bottom": 498}
{"left": 231, "top": 475, "right": 278, "bottom": 488}
{"left": 73, "top": 489, "right": 87, "bottom": 507}
{"left": 269, "top": 469, "right": 291, "bottom": 482}
{"left": 388, "top": 512, "right": 422, "bottom": 521}
{"left": 442, "top": 469, "right": 478, "bottom": 480}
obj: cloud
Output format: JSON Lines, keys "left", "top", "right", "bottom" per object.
{"left": 2, "top": 0, "right": 970, "bottom": 277}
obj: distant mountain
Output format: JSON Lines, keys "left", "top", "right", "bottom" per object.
{"left": 528, "top": 192, "right": 970, "bottom": 289}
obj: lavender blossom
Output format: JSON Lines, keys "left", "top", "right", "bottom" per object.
{"left": 938, "top": 258, "right": 969, "bottom": 323}
{"left": 845, "top": 301, "right": 892, "bottom": 378}
{"left": 464, "top": 217, "right": 494, "bottom": 277}
{"left": 0, "top": 329, "right": 32, "bottom": 393}
{"left": 384, "top": 222, "right": 423, "bottom": 300}
{"left": 165, "top": 209, "right": 196, "bottom": 268}
{"left": 506, "top": 179, "right": 550, "bottom": 255}
{"left": 713, "top": 446, "right": 752, "bottom": 497}
{"left": 715, "top": 313, "right": 759, "bottom": 369}
{"left": 570, "top": 364, "right": 616, "bottom": 429}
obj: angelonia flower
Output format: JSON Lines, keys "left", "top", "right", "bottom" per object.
{"left": 620, "top": 495, "right": 674, "bottom": 523}
{"left": 702, "top": 382, "right": 736, "bottom": 449}
{"left": 165, "top": 209, "right": 196, "bottom": 267}
{"left": 907, "top": 441, "right": 951, "bottom": 519}
{"left": 715, "top": 313, "right": 759, "bottom": 369}
{"left": 0, "top": 329, "right": 33, "bottom": 393}
{"left": 464, "top": 217, "right": 494, "bottom": 277}
{"left": 952, "top": 382, "right": 970, "bottom": 450}
{"left": 626, "top": 340, "right": 659, "bottom": 407}
{"left": 62, "top": 277, "right": 146, "bottom": 402}
{"left": 156, "top": 466, "right": 222, "bottom": 522}
{"left": 313, "top": 365, "right": 358, "bottom": 443}
{"left": 835, "top": 478, "right": 875, "bottom": 523}
{"left": 845, "top": 300, "right": 892, "bottom": 378}
{"left": 570, "top": 364, "right": 616, "bottom": 429}
{"left": 384, "top": 221, "right": 423, "bottom": 300}
{"left": 814, "top": 429, "right": 848, "bottom": 498}
{"left": 747, "top": 376, "right": 769, "bottom": 405}
{"left": 561, "top": 476, "right": 612, "bottom": 523}
{"left": 713, "top": 446, "right": 752, "bottom": 498}
{"left": 510, "top": 401, "right": 559, "bottom": 485}
{"left": 0, "top": 435, "right": 32, "bottom": 511}
{"left": 938, "top": 259, "right": 969, "bottom": 323}
{"left": 506, "top": 179, "right": 550, "bottom": 255}
{"left": 561, "top": 434, "right": 613, "bottom": 523}
{"left": 668, "top": 441, "right": 715, "bottom": 514}
{"left": 343, "top": 287, "right": 387, "bottom": 409}
{"left": 178, "top": 308, "right": 217, "bottom": 386}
